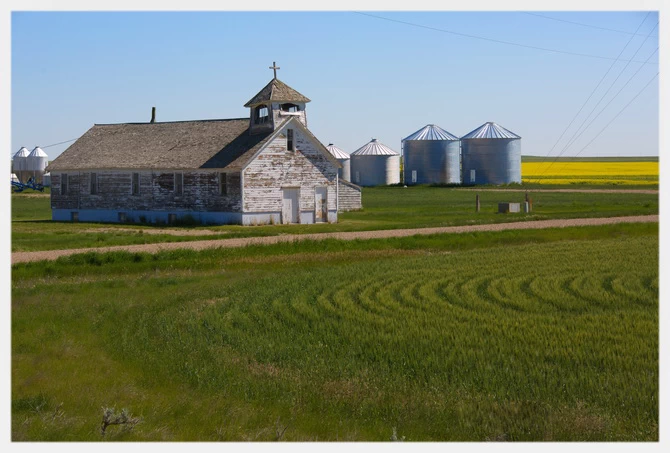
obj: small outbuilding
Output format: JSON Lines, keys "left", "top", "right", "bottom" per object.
{"left": 350, "top": 139, "right": 400, "bottom": 186}
{"left": 461, "top": 122, "right": 521, "bottom": 185}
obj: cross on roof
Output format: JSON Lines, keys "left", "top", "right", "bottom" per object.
{"left": 269, "top": 61, "right": 280, "bottom": 79}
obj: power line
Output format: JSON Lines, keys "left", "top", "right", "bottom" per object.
{"left": 557, "top": 72, "right": 658, "bottom": 161}
{"left": 561, "top": 27, "right": 658, "bottom": 154}
{"left": 536, "top": 21, "right": 657, "bottom": 180}
{"left": 353, "top": 12, "right": 658, "bottom": 65}
{"left": 528, "top": 13, "right": 651, "bottom": 183}
{"left": 548, "top": 51, "right": 658, "bottom": 175}
{"left": 523, "top": 12, "right": 658, "bottom": 37}
{"left": 42, "top": 138, "right": 77, "bottom": 148}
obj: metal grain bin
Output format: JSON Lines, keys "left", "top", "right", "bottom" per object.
{"left": 326, "top": 143, "right": 351, "bottom": 182}
{"left": 461, "top": 122, "right": 521, "bottom": 185}
{"left": 402, "top": 124, "right": 460, "bottom": 185}
{"left": 27, "top": 146, "right": 49, "bottom": 182}
{"left": 350, "top": 139, "right": 400, "bottom": 186}
{"left": 12, "top": 147, "right": 30, "bottom": 183}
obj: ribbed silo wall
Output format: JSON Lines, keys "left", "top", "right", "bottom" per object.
{"left": 351, "top": 155, "right": 400, "bottom": 186}
{"left": 12, "top": 157, "right": 28, "bottom": 183}
{"left": 338, "top": 158, "right": 351, "bottom": 182}
{"left": 461, "top": 138, "right": 521, "bottom": 185}
{"left": 403, "top": 140, "right": 461, "bottom": 184}
{"left": 26, "top": 156, "right": 49, "bottom": 182}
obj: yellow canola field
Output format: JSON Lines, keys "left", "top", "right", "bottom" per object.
{"left": 522, "top": 161, "right": 658, "bottom": 185}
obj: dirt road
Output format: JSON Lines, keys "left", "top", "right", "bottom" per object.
{"left": 11, "top": 215, "right": 658, "bottom": 264}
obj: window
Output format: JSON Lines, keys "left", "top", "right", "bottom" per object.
{"left": 219, "top": 172, "right": 227, "bottom": 196}
{"left": 90, "top": 172, "right": 98, "bottom": 195}
{"left": 287, "top": 129, "right": 294, "bottom": 151}
{"left": 61, "top": 173, "right": 68, "bottom": 195}
{"left": 175, "top": 172, "right": 183, "bottom": 195}
{"left": 131, "top": 172, "right": 140, "bottom": 195}
{"left": 281, "top": 103, "right": 300, "bottom": 112}
{"left": 255, "top": 105, "right": 269, "bottom": 124}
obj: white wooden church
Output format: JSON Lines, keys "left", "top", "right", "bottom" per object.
{"left": 46, "top": 63, "right": 362, "bottom": 225}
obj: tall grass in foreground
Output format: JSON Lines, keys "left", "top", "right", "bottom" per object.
{"left": 12, "top": 230, "right": 658, "bottom": 441}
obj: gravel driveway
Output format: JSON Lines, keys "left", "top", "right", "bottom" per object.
{"left": 11, "top": 215, "right": 658, "bottom": 264}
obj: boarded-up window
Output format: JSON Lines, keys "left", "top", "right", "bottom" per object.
{"left": 287, "top": 129, "right": 294, "bottom": 151}
{"left": 219, "top": 172, "right": 227, "bottom": 196}
{"left": 132, "top": 172, "right": 140, "bottom": 195}
{"left": 175, "top": 172, "right": 183, "bottom": 195}
{"left": 90, "top": 172, "right": 98, "bottom": 195}
{"left": 61, "top": 173, "right": 68, "bottom": 195}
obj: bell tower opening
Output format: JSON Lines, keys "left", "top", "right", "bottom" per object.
{"left": 244, "top": 62, "right": 312, "bottom": 134}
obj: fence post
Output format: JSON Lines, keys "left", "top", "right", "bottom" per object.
{"left": 476, "top": 194, "right": 480, "bottom": 212}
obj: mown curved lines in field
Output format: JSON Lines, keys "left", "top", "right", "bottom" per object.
{"left": 609, "top": 274, "right": 657, "bottom": 308}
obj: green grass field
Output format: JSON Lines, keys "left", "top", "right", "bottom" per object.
{"left": 12, "top": 224, "right": 658, "bottom": 441}
{"left": 11, "top": 186, "right": 658, "bottom": 252}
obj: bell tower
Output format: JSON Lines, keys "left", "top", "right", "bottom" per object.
{"left": 244, "top": 62, "right": 311, "bottom": 135}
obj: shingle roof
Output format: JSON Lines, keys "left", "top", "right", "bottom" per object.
{"left": 46, "top": 118, "right": 277, "bottom": 172}
{"left": 244, "top": 78, "right": 311, "bottom": 107}
{"left": 403, "top": 124, "right": 459, "bottom": 141}
{"left": 461, "top": 122, "right": 521, "bottom": 139}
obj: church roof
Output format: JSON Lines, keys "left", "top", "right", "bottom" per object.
{"left": 46, "top": 118, "right": 279, "bottom": 172}
{"left": 244, "top": 78, "right": 311, "bottom": 107}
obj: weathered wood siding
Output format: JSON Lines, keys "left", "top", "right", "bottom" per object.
{"left": 51, "top": 170, "right": 242, "bottom": 212}
{"left": 243, "top": 125, "right": 337, "bottom": 214}
{"left": 271, "top": 102, "right": 307, "bottom": 128}
{"left": 338, "top": 179, "right": 363, "bottom": 212}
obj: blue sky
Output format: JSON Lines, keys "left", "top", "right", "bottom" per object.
{"left": 10, "top": 9, "right": 660, "bottom": 162}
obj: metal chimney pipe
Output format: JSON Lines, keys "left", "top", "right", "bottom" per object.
{"left": 150, "top": 107, "right": 156, "bottom": 123}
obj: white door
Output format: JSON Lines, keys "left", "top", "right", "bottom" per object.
{"left": 411, "top": 170, "right": 417, "bottom": 183}
{"left": 282, "top": 188, "right": 299, "bottom": 224}
{"left": 470, "top": 169, "right": 476, "bottom": 183}
{"left": 315, "top": 187, "right": 327, "bottom": 222}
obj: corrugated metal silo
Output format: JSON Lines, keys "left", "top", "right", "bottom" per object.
{"left": 12, "top": 147, "right": 30, "bottom": 183}
{"left": 326, "top": 144, "right": 351, "bottom": 182}
{"left": 350, "top": 139, "right": 400, "bottom": 186}
{"left": 402, "top": 124, "right": 460, "bottom": 185}
{"left": 460, "top": 122, "right": 521, "bottom": 185}
{"left": 27, "top": 146, "right": 49, "bottom": 182}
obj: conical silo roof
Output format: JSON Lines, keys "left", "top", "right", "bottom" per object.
{"left": 351, "top": 139, "right": 399, "bottom": 156}
{"left": 28, "top": 146, "right": 48, "bottom": 158}
{"left": 13, "top": 147, "right": 29, "bottom": 158}
{"left": 403, "top": 124, "right": 459, "bottom": 141}
{"left": 461, "top": 122, "right": 520, "bottom": 139}
{"left": 326, "top": 144, "right": 350, "bottom": 160}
